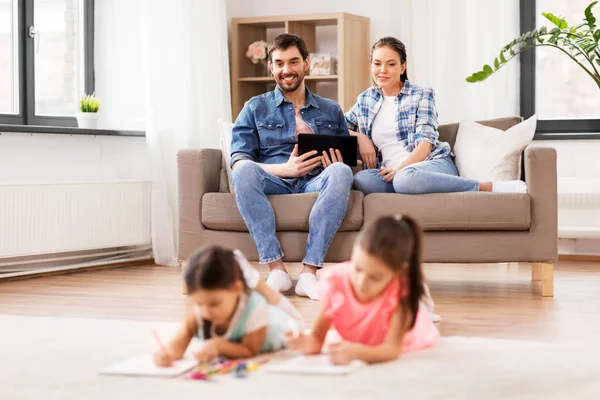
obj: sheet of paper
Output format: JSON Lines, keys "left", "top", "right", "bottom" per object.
{"left": 100, "top": 354, "right": 198, "bottom": 377}
{"left": 265, "top": 354, "right": 366, "bottom": 376}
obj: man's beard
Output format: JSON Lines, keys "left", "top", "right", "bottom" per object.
{"left": 276, "top": 72, "right": 305, "bottom": 93}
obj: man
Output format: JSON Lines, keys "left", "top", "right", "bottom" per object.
{"left": 230, "top": 34, "right": 353, "bottom": 300}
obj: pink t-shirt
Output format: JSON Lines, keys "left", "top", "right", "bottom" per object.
{"left": 317, "top": 262, "right": 440, "bottom": 352}
{"left": 295, "top": 107, "right": 313, "bottom": 136}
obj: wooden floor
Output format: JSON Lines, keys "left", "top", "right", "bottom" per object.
{"left": 1, "top": 261, "right": 600, "bottom": 343}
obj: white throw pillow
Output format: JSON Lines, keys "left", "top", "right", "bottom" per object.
{"left": 453, "top": 115, "right": 537, "bottom": 181}
{"left": 219, "top": 119, "right": 234, "bottom": 190}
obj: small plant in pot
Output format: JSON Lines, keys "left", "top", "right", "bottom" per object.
{"left": 76, "top": 93, "right": 100, "bottom": 129}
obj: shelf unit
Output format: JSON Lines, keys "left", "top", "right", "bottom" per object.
{"left": 230, "top": 13, "right": 370, "bottom": 119}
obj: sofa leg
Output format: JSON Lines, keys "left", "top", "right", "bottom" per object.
{"left": 534, "top": 262, "right": 554, "bottom": 297}
{"left": 531, "top": 263, "right": 542, "bottom": 281}
{"left": 180, "top": 260, "right": 188, "bottom": 295}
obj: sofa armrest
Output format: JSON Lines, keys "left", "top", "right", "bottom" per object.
{"left": 177, "top": 148, "right": 222, "bottom": 260}
{"left": 524, "top": 145, "right": 558, "bottom": 263}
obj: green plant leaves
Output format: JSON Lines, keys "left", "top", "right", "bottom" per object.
{"left": 79, "top": 93, "right": 100, "bottom": 113}
{"left": 467, "top": 2, "right": 600, "bottom": 86}
{"left": 585, "top": 1, "right": 598, "bottom": 29}
{"left": 542, "top": 12, "right": 568, "bottom": 29}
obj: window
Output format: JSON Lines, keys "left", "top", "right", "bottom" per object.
{"left": 521, "top": 0, "right": 600, "bottom": 136}
{"left": 0, "top": 0, "right": 94, "bottom": 127}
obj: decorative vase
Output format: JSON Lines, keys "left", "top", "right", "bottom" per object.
{"left": 76, "top": 112, "right": 99, "bottom": 129}
{"left": 261, "top": 60, "right": 271, "bottom": 77}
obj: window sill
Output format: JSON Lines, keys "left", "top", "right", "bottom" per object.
{"left": 534, "top": 133, "right": 600, "bottom": 140}
{"left": 0, "top": 124, "right": 145, "bottom": 137}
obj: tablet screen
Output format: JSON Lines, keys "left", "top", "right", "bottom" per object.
{"left": 297, "top": 134, "right": 358, "bottom": 167}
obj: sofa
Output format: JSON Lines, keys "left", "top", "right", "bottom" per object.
{"left": 178, "top": 116, "right": 557, "bottom": 297}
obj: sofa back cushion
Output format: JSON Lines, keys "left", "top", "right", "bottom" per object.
{"left": 438, "top": 116, "right": 522, "bottom": 150}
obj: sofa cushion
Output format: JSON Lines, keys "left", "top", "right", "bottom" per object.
{"left": 364, "top": 192, "right": 531, "bottom": 231}
{"left": 453, "top": 115, "right": 537, "bottom": 181}
{"left": 202, "top": 191, "right": 364, "bottom": 232}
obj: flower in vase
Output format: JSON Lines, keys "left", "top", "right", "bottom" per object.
{"left": 246, "top": 40, "right": 268, "bottom": 65}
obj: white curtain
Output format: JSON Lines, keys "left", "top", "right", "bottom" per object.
{"left": 398, "top": 0, "right": 520, "bottom": 124}
{"left": 139, "top": 0, "right": 232, "bottom": 266}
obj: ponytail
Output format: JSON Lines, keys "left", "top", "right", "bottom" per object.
{"left": 358, "top": 214, "right": 425, "bottom": 330}
{"left": 398, "top": 215, "right": 424, "bottom": 329}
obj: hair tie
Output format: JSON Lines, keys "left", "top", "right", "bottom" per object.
{"left": 233, "top": 249, "right": 252, "bottom": 270}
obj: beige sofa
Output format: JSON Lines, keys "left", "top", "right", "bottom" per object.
{"left": 178, "top": 117, "right": 557, "bottom": 296}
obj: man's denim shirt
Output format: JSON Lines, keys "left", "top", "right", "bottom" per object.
{"left": 230, "top": 87, "right": 349, "bottom": 168}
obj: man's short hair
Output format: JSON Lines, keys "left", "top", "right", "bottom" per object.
{"left": 268, "top": 34, "right": 309, "bottom": 62}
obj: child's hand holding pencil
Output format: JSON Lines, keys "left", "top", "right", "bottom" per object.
{"left": 152, "top": 329, "right": 175, "bottom": 367}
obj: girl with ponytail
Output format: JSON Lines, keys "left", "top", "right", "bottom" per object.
{"left": 286, "top": 215, "right": 440, "bottom": 365}
{"left": 153, "top": 246, "right": 302, "bottom": 366}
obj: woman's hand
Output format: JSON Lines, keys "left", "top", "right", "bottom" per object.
{"left": 194, "top": 339, "right": 222, "bottom": 363}
{"left": 326, "top": 341, "right": 359, "bottom": 365}
{"left": 357, "top": 133, "right": 377, "bottom": 169}
{"left": 378, "top": 166, "right": 396, "bottom": 183}
{"left": 379, "top": 163, "right": 406, "bottom": 183}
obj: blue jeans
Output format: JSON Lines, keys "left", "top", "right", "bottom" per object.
{"left": 231, "top": 161, "right": 353, "bottom": 267}
{"left": 353, "top": 156, "right": 479, "bottom": 194}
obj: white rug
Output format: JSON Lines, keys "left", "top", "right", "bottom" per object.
{"left": 1, "top": 314, "right": 599, "bottom": 400}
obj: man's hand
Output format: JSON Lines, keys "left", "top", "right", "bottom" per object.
{"left": 283, "top": 145, "right": 322, "bottom": 178}
{"left": 357, "top": 134, "right": 377, "bottom": 169}
{"left": 321, "top": 148, "right": 362, "bottom": 168}
{"left": 321, "top": 148, "right": 343, "bottom": 168}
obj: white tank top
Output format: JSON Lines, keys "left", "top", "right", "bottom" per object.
{"left": 371, "top": 96, "right": 410, "bottom": 169}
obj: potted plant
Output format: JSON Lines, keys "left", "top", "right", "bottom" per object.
{"left": 466, "top": 1, "right": 600, "bottom": 88}
{"left": 76, "top": 93, "right": 100, "bottom": 129}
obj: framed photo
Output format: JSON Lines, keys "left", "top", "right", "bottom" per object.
{"left": 309, "top": 53, "right": 337, "bottom": 76}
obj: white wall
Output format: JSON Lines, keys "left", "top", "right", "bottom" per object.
{"left": 0, "top": 133, "right": 150, "bottom": 184}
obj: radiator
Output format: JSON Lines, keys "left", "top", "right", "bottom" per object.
{"left": 558, "top": 193, "right": 600, "bottom": 239}
{"left": 0, "top": 182, "right": 152, "bottom": 258}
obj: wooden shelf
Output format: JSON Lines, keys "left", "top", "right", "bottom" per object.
{"left": 238, "top": 75, "right": 338, "bottom": 82}
{"left": 231, "top": 13, "right": 370, "bottom": 118}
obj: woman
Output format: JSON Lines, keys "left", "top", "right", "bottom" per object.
{"left": 347, "top": 37, "right": 526, "bottom": 195}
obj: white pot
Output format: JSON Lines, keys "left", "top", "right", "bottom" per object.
{"left": 76, "top": 112, "right": 99, "bottom": 129}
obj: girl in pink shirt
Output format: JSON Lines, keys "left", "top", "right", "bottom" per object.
{"left": 286, "top": 215, "right": 440, "bottom": 365}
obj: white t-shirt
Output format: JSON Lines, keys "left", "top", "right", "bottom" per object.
{"left": 371, "top": 96, "right": 410, "bottom": 170}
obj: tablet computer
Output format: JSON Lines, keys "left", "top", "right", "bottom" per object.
{"left": 297, "top": 134, "right": 358, "bottom": 167}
